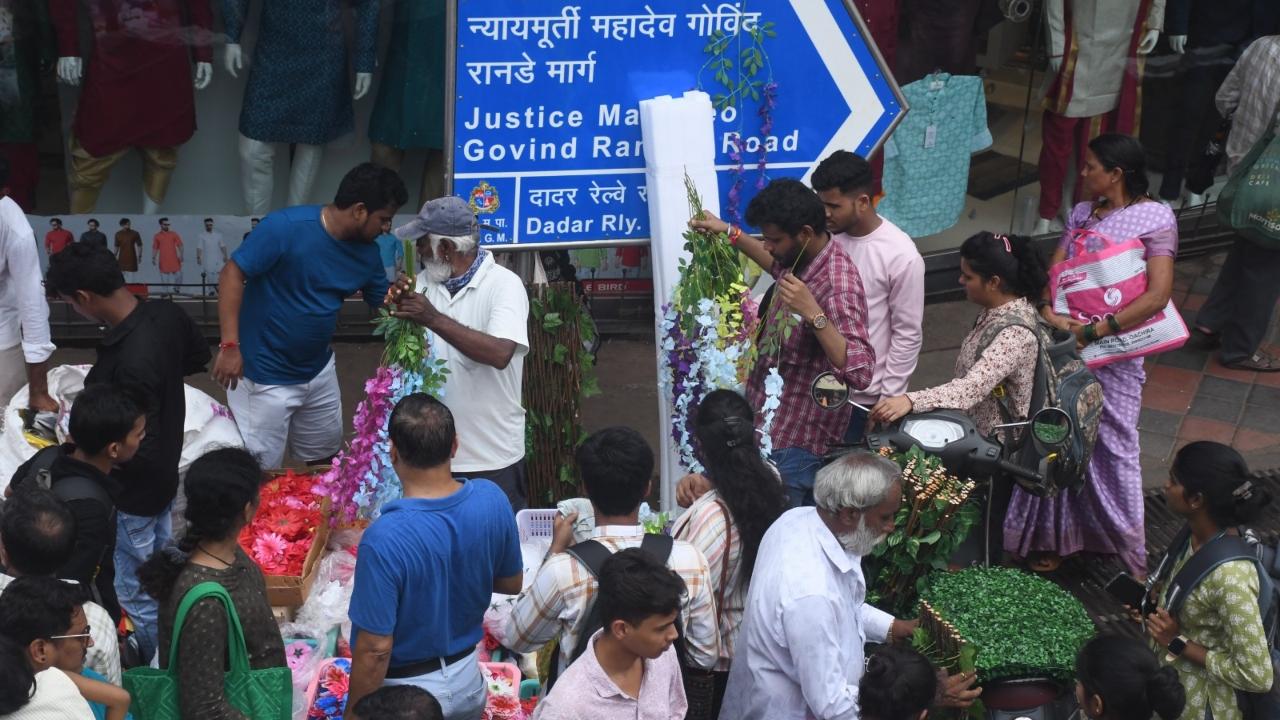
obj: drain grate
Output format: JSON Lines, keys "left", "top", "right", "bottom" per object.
{"left": 1039, "top": 468, "right": 1280, "bottom": 639}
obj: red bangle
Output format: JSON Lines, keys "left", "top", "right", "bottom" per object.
{"left": 728, "top": 226, "right": 742, "bottom": 246}
{"left": 219, "top": 341, "right": 239, "bottom": 350}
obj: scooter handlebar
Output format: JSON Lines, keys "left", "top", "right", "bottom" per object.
{"left": 996, "top": 458, "right": 1043, "bottom": 483}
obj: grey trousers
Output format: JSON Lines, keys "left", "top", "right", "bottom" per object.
{"left": 1197, "top": 238, "right": 1280, "bottom": 364}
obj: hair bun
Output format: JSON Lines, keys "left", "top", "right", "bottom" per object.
{"left": 1147, "top": 666, "right": 1187, "bottom": 720}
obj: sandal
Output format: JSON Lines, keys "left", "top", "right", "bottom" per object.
{"left": 1027, "top": 552, "right": 1063, "bottom": 573}
{"left": 1222, "top": 349, "right": 1280, "bottom": 372}
{"left": 1191, "top": 326, "right": 1221, "bottom": 350}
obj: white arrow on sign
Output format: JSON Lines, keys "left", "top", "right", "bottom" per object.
{"left": 790, "top": 0, "right": 894, "bottom": 183}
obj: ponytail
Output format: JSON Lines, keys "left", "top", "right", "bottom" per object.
{"left": 1172, "top": 441, "right": 1273, "bottom": 528}
{"left": 137, "top": 447, "right": 264, "bottom": 601}
{"left": 0, "top": 635, "right": 34, "bottom": 714}
{"left": 959, "top": 231, "right": 1047, "bottom": 300}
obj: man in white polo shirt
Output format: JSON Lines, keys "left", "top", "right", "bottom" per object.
{"left": 387, "top": 197, "right": 531, "bottom": 509}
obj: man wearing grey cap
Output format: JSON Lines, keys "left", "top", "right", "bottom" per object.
{"left": 386, "top": 196, "right": 531, "bottom": 509}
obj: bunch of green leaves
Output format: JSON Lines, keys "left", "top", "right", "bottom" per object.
{"left": 864, "top": 447, "right": 979, "bottom": 616}
{"left": 919, "top": 566, "right": 1095, "bottom": 685}
{"left": 701, "top": 21, "right": 777, "bottom": 110}
{"left": 677, "top": 174, "right": 746, "bottom": 325}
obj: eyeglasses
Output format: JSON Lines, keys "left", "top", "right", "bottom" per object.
{"left": 48, "top": 632, "right": 93, "bottom": 643}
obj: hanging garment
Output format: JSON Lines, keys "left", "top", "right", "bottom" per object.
{"left": 1043, "top": 0, "right": 1165, "bottom": 121}
{"left": 369, "top": 0, "right": 446, "bottom": 151}
{"left": 878, "top": 74, "right": 991, "bottom": 237}
{"left": 223, "top": 0, "right": 379, "bottom": 145}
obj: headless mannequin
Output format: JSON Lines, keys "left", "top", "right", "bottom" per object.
{"left": 55, "top": 37, "right": 212, "bottom": 214}
{"left": 1033, "top": 0, "right": 1162, "bottom": 236}
{"left": 223, "top": 46, "right": 371, "bottom": 214}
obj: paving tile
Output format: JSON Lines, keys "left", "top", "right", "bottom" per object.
{"left": 1139, "top": 431, "right": 1178, "bottom": 462}
{"left": 1204, "top": 359, "right": 1258, "bottom": 384}
{"left": 1139, "top": 408, "right": 1183, "bottom": 436}
{"left": 1248, "top": 384, "right": 1280, "bottom": 408}
{"left": 1143, "top": 387, "right": 1196, "bottom": 414}
{"left": 1256, "top": 371, "right": 1280, "bottom": 389}
{"left": 1178, "top": 416, "right": 1237, "bottom": 445}
{"left": 1231, "top": 427, "right": 1280, "bottom": 454}
{"left": 1145, "top": 365, "right": 1201, "bottom": 393}
{"left": 1181, "top": 293, "right": 1206, "bottom": 311}
{"left": 1187, "top": 395, "right": 1243, "bottom": 424}
{"left": 1240, "top": 403, "right": 1280, "bottom": 433}
{"left": 1196, "top": 376, "right": 1252, "bottom": 404}
{"left": 1141, "top": 458, "right": 1170, "bottom": 490}
{"left": 1159, "top": 345, "right": 1210, "bottom": 372}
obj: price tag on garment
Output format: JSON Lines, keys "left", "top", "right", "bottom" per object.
{"left": 924, "top": 124, "right": 937, "bottom": 149}
{"left": 930, "top": 80, "right": 945, "bottom": 91}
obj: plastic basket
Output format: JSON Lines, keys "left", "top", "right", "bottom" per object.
{"left": 516, "top": 509, "right": 557, "bottom": 543}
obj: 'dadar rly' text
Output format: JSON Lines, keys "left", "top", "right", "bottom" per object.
{"left": 523, "top": 180, "right": 643, "bottom": 238}
{"left": 461, "top": 104, "right": 798, "bottom": 163}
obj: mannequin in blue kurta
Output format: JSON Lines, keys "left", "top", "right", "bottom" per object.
{"left": 222, "top": 0, "right": 379, "bottom": 213}
{"left": 369, "top": 0, "right": 447, "bottom": 203}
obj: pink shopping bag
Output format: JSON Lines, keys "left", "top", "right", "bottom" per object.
{"left": 1049, "top": 229, "right": 1188, "bottom": 369}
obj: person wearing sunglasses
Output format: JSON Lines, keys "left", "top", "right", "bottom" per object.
{"left": 0, "top": 575, "right": 130, "bottom": 720}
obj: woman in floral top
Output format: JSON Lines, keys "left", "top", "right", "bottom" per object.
{"left": 1145, "top": 441, "right": 1274, "bottom": 720}
{"left": 871, "top": 231, "right": 1047, "bottom": 562}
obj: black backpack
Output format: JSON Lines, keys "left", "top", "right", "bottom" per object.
{"left": 543, "top": 534, "right": 679, "bottom": 690}
{"left": 976, "top": 314, "right": 1104, "bottom": 497}
{"left": 10, "top": 445, "right": 115, "bottom": 514}
{"left": 1155, "top": 526, "right": 1280, "bottom": 720}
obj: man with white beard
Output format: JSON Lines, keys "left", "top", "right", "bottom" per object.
{"left": 386, "top": 197, "right": 531, "bottom": 509}
{"left": 719, "top": 452, "right": 980, "bottom": 720}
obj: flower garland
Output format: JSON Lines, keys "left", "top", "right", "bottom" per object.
{"left": 238, "top": 470, "right": 325, "bottom": 576}
{"left": 661, "top": 175, "right": 771, "bottom": 470}
{"left": 315, "top": 239, "right": 449, "bottom": 521}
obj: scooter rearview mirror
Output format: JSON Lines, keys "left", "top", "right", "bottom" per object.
{"left": 1030, "top": 406, "right": 1072, "bottom": 448}
{"left": 811, "top": 371, "right": 850, "bottom": 410}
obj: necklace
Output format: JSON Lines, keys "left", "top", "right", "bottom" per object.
{"left": 197, "top": 544, "right": 236, "bottom": 566}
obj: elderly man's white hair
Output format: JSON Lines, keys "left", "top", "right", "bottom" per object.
{"left": 428, "top": 230, "right": 479, "bottom": 256}
{"left": 813, "top": 452, "right": 902, "bottom": 512}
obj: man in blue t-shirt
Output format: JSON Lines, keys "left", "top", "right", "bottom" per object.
{"left": 345, "top": 394, "right": 523, "bottom": 720}
{"left": 374, "top": 218, "right": 404, "bottom": 283}
{"left": 212, "top": 163, "right": 408, "bottom": 469}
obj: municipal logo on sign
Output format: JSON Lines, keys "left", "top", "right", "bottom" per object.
{"left": 469, "top": 181, "right": 501, "bottom": 215}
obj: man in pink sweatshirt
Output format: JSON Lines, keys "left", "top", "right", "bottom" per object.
{"left": 812, "top": 151, "right": 925, "bottom": 442}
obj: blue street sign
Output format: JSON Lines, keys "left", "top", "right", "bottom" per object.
{"left": 449, "top": 0, "right": 905, "bottom": 248}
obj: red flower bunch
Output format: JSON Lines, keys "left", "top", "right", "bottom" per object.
{"left": 239, "top": 471, "right": 324, "bottom": 576}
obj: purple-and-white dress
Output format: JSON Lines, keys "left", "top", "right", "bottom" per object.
{"left": 1005, "top": 200, "right": 1178, "bottom": 575}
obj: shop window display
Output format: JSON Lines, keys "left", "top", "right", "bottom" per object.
{"left": 7, "top": 0, "right": 1278, "bottom": 300}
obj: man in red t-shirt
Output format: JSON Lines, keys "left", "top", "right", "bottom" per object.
{"left": 45, "top": 218, "right": 74, "bottom": 256}
{"left": 152, "top": 217, "right": 183, "bottom": 295}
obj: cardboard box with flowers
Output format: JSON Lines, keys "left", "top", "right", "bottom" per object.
{"left": 239, "top": 470, "right": 331, "bottom": 607}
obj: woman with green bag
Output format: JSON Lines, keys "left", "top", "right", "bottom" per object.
{"left": 130, "top": 448, "right": 288, "bottom": 719}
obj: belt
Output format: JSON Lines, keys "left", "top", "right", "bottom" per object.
{"left": 385, "top": 647, "right": 475, "bottom": 679}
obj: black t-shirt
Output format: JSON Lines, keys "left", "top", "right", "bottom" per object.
{"left": 85, "top": 300, "right": 211, "bottom": 516}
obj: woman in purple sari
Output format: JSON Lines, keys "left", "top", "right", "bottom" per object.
{"left": 1007, "top": 134, "right": 1177, "bottom": 577}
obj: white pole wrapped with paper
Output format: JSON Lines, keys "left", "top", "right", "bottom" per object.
{"left": 639, "top": 90, "right": 719, "bottom": 512}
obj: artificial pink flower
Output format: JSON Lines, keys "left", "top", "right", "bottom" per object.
{"left": 252, "top": 531, "right": 288, "bottom": 567}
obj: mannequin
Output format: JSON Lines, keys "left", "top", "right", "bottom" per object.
{"left": 0, "top": 0, "right": 53, "bottom": 211}
{"left": 222, "top": 0, "right": 378, "bottom": 215}
{"left": 1159, "top": 0, "right": 1274, "bottom": 206}
{"left": 368, "top": 0, "right": 446, "bottom": 204}
{"left": 1033, "top": 0, "right": 1163, "bottom": 236}
{"left": 49, "top": 0, "right": 213, "bottom": 214}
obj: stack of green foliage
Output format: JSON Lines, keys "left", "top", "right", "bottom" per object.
{"left": 918, "top": 567, "right": 1095, "bottom": 685}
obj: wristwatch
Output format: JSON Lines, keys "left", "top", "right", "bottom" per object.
{"left": 810, "top": 313, "right": 829, "bottom": 330}
{"left": 1167, "top": 635, "right": 1189, "bottom": 659}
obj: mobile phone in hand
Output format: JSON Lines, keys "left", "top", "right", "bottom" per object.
{"left": 1105, "top": 572, "right": 1147, "bottom": 609}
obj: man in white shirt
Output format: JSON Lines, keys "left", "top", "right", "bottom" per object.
{"left": 387, "top": 197, "right": 531, "bottom": 509}
{"left": 720, "top": 452, "right": 979, "bottom": 720}
{"left": 0, "top": 576, "right": 97, "bottom": 720}
{"left": 0, "top": 158, "right": 57, "bottom": 413}
{"left": 195, "top": 217, "right": 227, "bottom": 296}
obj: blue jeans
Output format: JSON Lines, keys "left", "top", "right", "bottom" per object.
{"left": 842, "top": 405, "right": 870, "bottom": 445}
{"left": 384, "top": 649, "right": 487, "bottom": 720}
{"left": 773, "top": 447, "right": 823, "bottom": 508}
{"left": 115, "top": 505, "right": 173, "bottom": 664}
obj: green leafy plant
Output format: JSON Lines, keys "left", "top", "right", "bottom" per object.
{"left": 919, "top": 567, "right": 1095, "bottom": 685}
{"left": 864, "top": 447, "right": 979, "bottom": 616}
{"left": 373, "top": 238, "right": 449, "bottom": 389}
{"left": 678, "top": 175, "right": 748, "bottom": 323}
{"left": 701, "top": 20, "right": 776, "bottom": 111}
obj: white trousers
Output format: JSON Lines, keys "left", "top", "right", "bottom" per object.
{"left": 226, "top": 354, "right": 342, "bottom": 469}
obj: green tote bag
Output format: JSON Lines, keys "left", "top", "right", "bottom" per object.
{"left": 1217, "top": 123, "right": 1280, "bottom": 249}
{"left": 123, "top": 581, "right": 292, "bottom": 720}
